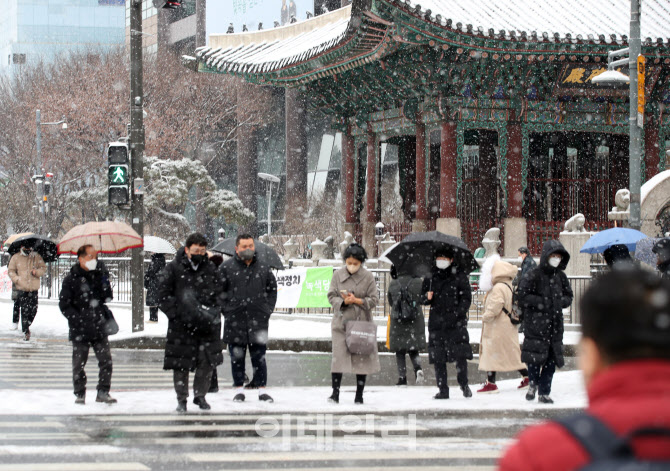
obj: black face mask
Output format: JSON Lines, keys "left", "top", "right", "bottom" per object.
{"left": 190, "top": 254, "right": 206, "bottom": 265}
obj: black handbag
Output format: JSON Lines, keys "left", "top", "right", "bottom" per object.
{"left": 102, "top": 306, "right": 119, "bottom": 336}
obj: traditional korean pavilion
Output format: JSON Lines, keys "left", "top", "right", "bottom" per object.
{"left": 188, "top": 0, "right": 670, "bottom": 255}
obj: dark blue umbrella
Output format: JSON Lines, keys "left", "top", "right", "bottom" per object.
{"left": 580, "top": 228, "right": 647, "bottom": 254}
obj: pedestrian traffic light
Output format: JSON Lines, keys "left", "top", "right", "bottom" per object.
{"left": 108, "top": 142, "right": 130, "bottom": 205}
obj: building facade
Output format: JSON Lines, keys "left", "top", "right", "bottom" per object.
{"left": 0, "top": 0, "right": 125, "bottom": 73}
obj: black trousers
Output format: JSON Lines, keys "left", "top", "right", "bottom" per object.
{"left": 173, "top": 350, "right": 214, "bottom": 402}
{"left": 149, "top": 306, "right": 158, "bottom": 322}
{"left": 527, "top": 357, "right": 556, "bottom": 396}
{"left": 434, "top": 358, "right": 468, "bottom": 393}
{"left": 15, "top": 291, "right": 38, "bottom": 333}
{"left": 12, "top": 300, "right": 20, "bottom": 324}
{"left": 230, "top": 343, "right": 267, "bottom": 387}
{"left": 396, "top": 350, "right": 422, "bottom": 379}
{"left": 72, "top": 338, "right": 113, "bottom": 397}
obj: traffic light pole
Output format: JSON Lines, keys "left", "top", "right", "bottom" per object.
{"left": 628, "top": 0, "right": 642, "bottom": 231}
{"left": 129, "top": 0, "right": 145, "bottom": 332}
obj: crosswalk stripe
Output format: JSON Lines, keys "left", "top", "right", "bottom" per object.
{"left": 0, "top": 422, "right": 64, "bottom": 428}
{"left": 0, "top": 433, "right": 90, "bottom": 440}
{"left": 0, "top": 463, "right": 150, "bottom": 471}
{"left": 185, "top": 450, "right": 501, "bottom": 462}
{"left": 0, "top": 445, "right": 120, "bottom": 455}
{"left": 113, "top": 423, "right": 428, "bottom": 433}
{"left": 94, "top": 414, "right": 418, "bottom": 422}
{"left": 143, "top": 436, "right": 508, "bottom": 447}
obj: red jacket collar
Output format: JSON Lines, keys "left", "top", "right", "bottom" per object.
{"left": 588, "top": 359, "right": 670, "bottom": 405}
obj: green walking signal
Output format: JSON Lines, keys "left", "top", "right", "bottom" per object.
{"left": 107, "top": 142, "right": 130, "bottom": 205}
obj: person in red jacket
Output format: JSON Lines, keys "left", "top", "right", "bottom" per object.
{"left": 499, "top": 268, "right": 670, "bottom": 470}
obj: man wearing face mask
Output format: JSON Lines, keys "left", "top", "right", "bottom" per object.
{"left": 59, "top": 245, "right": 116, "bottom": 404}
{"left": 8, "top": 244, "right": 47, "bottom": 341}
{"left": 158, "top": 233, "right": 225, "bottom": 412}
{"left": 517, "top": 240, "right": 573, "bottom": 404}
{"left": 422, "top": 248, "right": 473, "bottom": 399}
{"left": 219, "top": 234, "right": 277, "bottom": 403}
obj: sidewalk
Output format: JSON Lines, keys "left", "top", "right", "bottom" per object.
{"left": 0, "top": 298, "right": 582, "bottom": 354}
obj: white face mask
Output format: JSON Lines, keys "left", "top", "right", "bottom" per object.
{"left": 548, "top": 257, "right": 561, "bottom": 268}
{"left": 346, "top": 263, "right": 360, "bottom": 274}
{"left": 84, "top": 259, "right": 98, "bottom": 271}
{"left": 517, "top": 256, "right": 523, "bottom": 263}
{"left": 436, "top": 260, "right": 451, "bottom": 270}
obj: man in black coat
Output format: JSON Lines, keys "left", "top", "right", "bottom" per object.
{"left": 219, "top": 234, "right": 277, "bottom": 403}
{"left": 518, "top": 239, "right": 573, "bottom": 404}
{"left": 512, "top": 246, "right": 536, "bottom": 287}
{"left": 421, "top": 248, "right": 473, "bottom": 400}
{"left": 59, "top": 244, "right": 117, "bottom": 405}
{"left": 157, "top": 233, "right": 224, "bottom": 412}
{"left": 144, "top": 253, "right": 165, "bottom": 323}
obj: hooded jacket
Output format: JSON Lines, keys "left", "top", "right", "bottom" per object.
{"left": 59, "top": 261, "right": 114, "bottom": 343}
{"left": 517, "top": 240, "right": 573, "bottom": 367}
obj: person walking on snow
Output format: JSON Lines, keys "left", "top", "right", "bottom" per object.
{"left": 477, "top": 260, "right": 528, "bottom": 394}
{"left": 219, "top": 234, "right": 277, "bottom": 403}
{"left": 58, "top": 244, "right": 117, "bottom": 405}
{"left": 144, "top": 252, "right": 165, "bottom": 323}
{"left": 517, "top": 240, "right": 573, "bottom": 404}
{"left": 157, "top": 233, "right": 224, "bottom": 412}
{"left": 8, "top": 244, "right": 46, "bottom": 341}
{"left": 327, "top": 243, "right": 380, "bottom": 404}
{"left": 387, "top": 265, "right": 426, "bottom": 386}
{"left": 422, "top": 248, "right": 473, "bottom": 400}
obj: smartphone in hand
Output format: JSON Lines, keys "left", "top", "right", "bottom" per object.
{"left": 340, "top": 290, "right": 349, "bottom": 297}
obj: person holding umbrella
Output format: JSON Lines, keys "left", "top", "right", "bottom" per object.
{"left": 144, "top": 253, "right": 166, "bottom": 323}
{"left": 8, "top": 241, "right": 47, "bottom": 341}
{"left": 422, "top": 248, "right": 473, "bottom": 399}
{"left": 653, "top": 238, "right": 670, "bottom": 280}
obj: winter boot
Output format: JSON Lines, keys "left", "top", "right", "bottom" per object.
{"left": 233, "top": 393, "right": 245, "bottom": 402}
{"left": 415, "top": 369, "right": 425, "bottom": 385}
{"left": 526, "top": 384, "right": 538, "bottom": 401}
{"left": 193, "top": 396, "right": 211, "bottom": 410}
{"left": 327, "top": 389, "right": 339, "bottom": 404}
{"left": 176, "top": 401, "right": 187, "bottom": 413}
{"left": 74, "top": 395, "right": 85, "bottom": 405}
{"left": 354, "top": 392, "right": 364, "bottom": 404}
{"left": 538, "top": 395, "right": 554, "bottom": 404}
{"left": 518, "top": 377, "right": 530, "bottom": 389}
{"left": 23, "top": 329, "right": 30, "bottom": 341}
{"left": 434, "top": 389, "right": 449, "bottom": 400}
{"left": 96, "top": 391, "right": 117, "bottom": 404}
{"left": 476, "top": 382, "right": 499, "bottom": 394}
{"left": 461, "top": 385, "right": 473, "bottom": 398}
{"left": 396, "top": 377, "right": 407, "bottom": 386}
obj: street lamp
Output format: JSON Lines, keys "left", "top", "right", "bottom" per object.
{"left": 35, "top": 110, "right": 67, "bottom": 235}
{"left": 592, "top": 0, "right": 642, "bottom": 230}
{"left": 258, "top": 173, "right": 280, "bottom": 236}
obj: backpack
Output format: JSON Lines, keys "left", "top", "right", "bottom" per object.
{"left": 501, "top": 283, "right": 522, "bottom": 325}
{"left": 557, "top": 413, "right": 670, "bottom": 470}
{"left": 393, "top": 284, "right": 418, "bottom": 323}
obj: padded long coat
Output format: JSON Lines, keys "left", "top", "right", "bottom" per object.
{"left": 387, "top": 275, "right": 426, "bottom": 352}
{"left": 478, "top": 261, "right": 527, "bottom": 372}
{"left": 327, "top": 266, "right": 381, "bottom": 375}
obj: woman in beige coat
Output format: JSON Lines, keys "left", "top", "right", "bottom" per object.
{"left": 477, "top": 260, "right": 528, "bottom": 394}
{"left": 327, "top": 243, "right": 380, "bottom": 404}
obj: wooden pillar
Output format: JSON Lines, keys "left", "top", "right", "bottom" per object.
{"left": 506, "top": 123, "right": 523, "bottom": 218}
{"left": 285, "top": 88, "right": 308, "bottom": 225}
{"left": 645, "top": 115, "right": 660, "bottom": 181}
{"left": 439, "top": 121, "right": 457, "bottom": 218}
{"left": 415, "top": 120, "right": 428, "bottom": 222}
{"left": 343, "top": 125, "right": 357, "bottom": 224}
{"left": 365, "top": 124, "right": 377, "bottom": 223}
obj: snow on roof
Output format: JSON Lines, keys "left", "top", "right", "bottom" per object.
{"left": 404, "top": 0, "right": 670, "bottom": 42}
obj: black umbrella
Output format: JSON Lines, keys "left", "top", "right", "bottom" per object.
{"left": 380, "top": 231, "right": 479, "bottom": 278}
{"left": 211, "top": 238, "right": 284, "bottom": 270}
{"left": 8, "top": 234, "right": 59, "bottom": 263}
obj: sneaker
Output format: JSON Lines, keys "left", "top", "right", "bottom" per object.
{"left": 396, "top": 377, "right": 407, "bottom": 386}
{"left": 434, "top": 390, "right": 450, "bottom": 400}
{"left": 193, "top": 396, "right": 211, "bottom": 410}
{"left": 74, "top": 396, "right": 85, "bottom": 405}
{"left": 526, "top": 384, "right": 538, "bottom": 401}
{"left": 11, "top": 322, "right": 18, "bottom": 331}
{"left": 538, "top": 395, "right": 554, "bottom": 404}
{"left": 244, "top": 381, "right": 260, "bottom": 390}
{"left": 477, "top": 382, "right": 499, "bottom": 394}
{"left": 518, "top": 377, "right": 530, "bottom": 389}
{"left": 233, "top": 393, "right": 245, "bottom": 402}
{"left": 259, "top": 393, "right": 274, "bottom": 403}
{"left": 415, "top": 369, "right": 425, "bottom": 385}
{"left": 461, "top": 385, "right": 473, "bottom": 398}
{"left": 176, "top": 400, "right": 187, "bottom": 413}
{"left": 23, "top": 329, "right": 30, "bottom": 341}
{"left": 96, "top": 392, "right": 117, "bottom": 404}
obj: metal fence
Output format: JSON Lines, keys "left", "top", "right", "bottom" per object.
{"left": 36, "top": 260, "right": 589, "bottom": 324}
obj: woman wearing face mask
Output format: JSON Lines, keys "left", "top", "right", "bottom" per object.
{"left": 517, "top": 240, "right": 573, "bottom": 404}
{"left": 327, "top": 243, "right": 380, "bottom": 404}
{"left": 58, "top": 244, "right": 117, "bottom": 405}
{"left": 421, "top": 248, "right": 473, "bottom": 399}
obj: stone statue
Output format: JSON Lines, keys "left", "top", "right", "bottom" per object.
{"left": 564, "top": 213, "right": 587, "bottom": 233}
{"left": 283, "top": 236, "right": 299, "bottom": 260}
{"left": 311, "top": 238, "right": 327, "bottom": 262}
{"left": 612, "top": 189, "right": 631, "bottom": 213}
{"left": 339, "top": 231, "right": 354, "bottom": 256}
{"left": 482, "top": 227, "right": 501, "bottom": 258}
{"left": 323, "top": 236, "right": 335, "bottom": 259}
